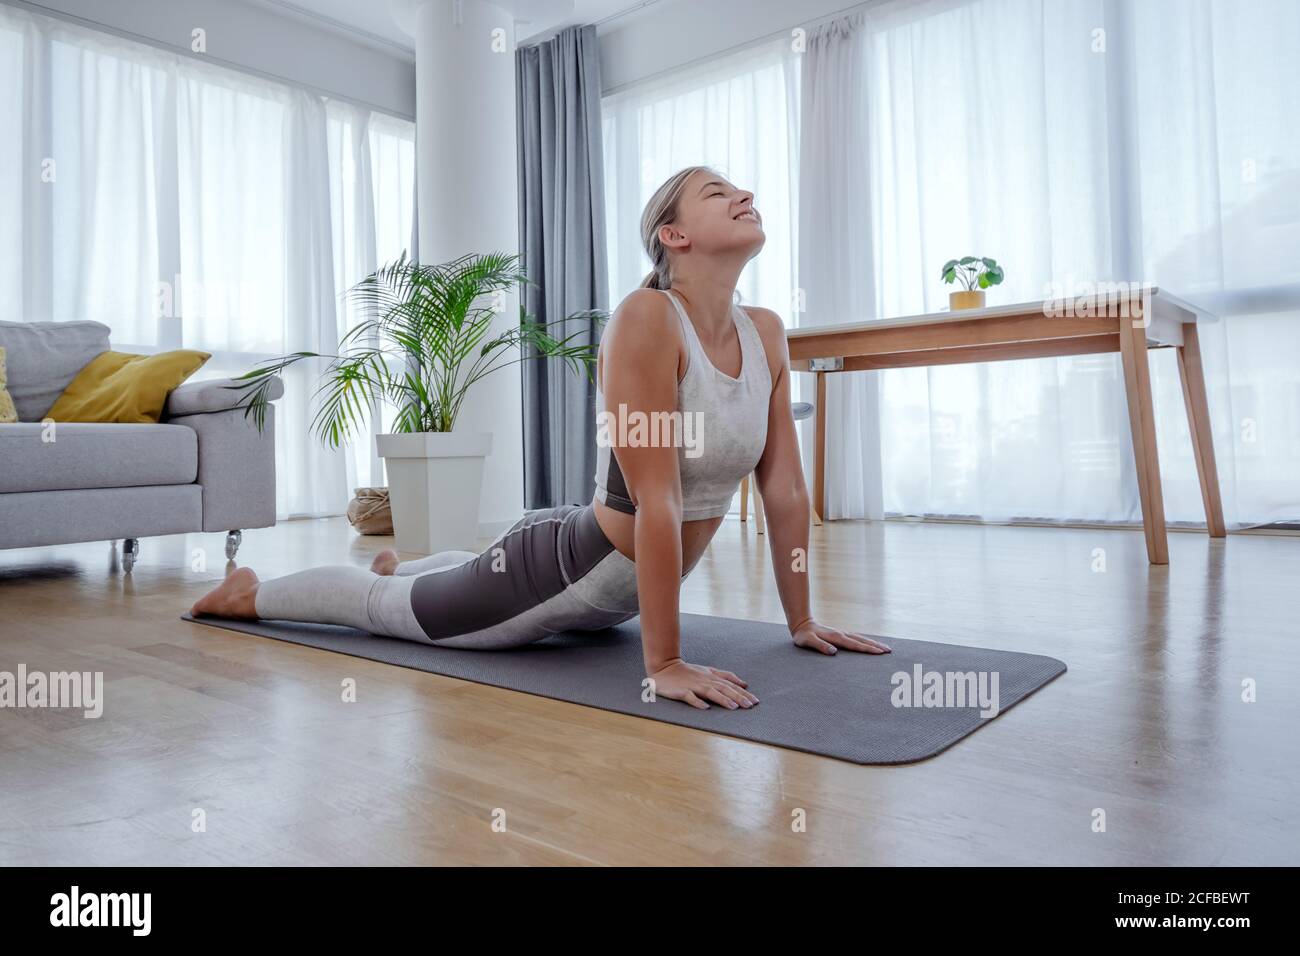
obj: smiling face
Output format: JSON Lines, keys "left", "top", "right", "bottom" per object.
{"left": 660, "top": 170, "right": 765, "bottom": 263}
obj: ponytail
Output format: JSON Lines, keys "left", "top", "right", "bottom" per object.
{"left": 638, "top": 164, "right": 718, "bottom": 295}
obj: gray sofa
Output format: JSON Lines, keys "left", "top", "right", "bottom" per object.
{"left": 0, "top": 319, "right": 282, "bottom": 570}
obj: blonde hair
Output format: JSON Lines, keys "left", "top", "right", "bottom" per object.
{"left": 639, "top": 165, "right": 719, "bottom": 290}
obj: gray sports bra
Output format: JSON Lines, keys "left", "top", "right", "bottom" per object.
{"left": 594, "top": 288, "right": 773, "bottom": 520}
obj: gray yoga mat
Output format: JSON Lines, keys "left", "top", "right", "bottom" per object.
{"left": 182, "top": 612, "right": 1065, "bottom": 764}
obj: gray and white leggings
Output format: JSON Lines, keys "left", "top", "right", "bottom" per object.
{"left": 253, "top": 504, "right": 641, "bottom": 649}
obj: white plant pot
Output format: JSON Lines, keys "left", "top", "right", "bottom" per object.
{"left": 376, "top": 431, "right": 492, "bottom": 555}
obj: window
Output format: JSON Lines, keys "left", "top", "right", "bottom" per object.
{"left": 0, "top": 4, "right": 415, "bottom": 517}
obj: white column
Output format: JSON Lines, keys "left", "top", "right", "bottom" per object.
{"left": 395, "top": 0, "right": 523, "bottom": 536}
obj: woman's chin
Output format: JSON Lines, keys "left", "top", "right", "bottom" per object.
{"left": 705, "top": 227, "right": 765, "bottom": 256}
{"left": 729, "top": 221, "right": 764, "bottom": 244}
{"left": 741, "top": 230, "right": 766, "bottom": 254}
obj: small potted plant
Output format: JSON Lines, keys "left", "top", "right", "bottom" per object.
{"left": 941, "top": 256, "right": 1004, "bottom": 310}
{"left": 233, "top": 250, "right": 601, "bottom": 554}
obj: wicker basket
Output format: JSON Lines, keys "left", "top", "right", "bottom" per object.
{"left": 346, "top": 487, "right": 393, "bottom": 535}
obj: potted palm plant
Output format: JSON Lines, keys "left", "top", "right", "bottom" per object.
{"left": 941, "top": 256, "right": 1005, "bottom": 310}
{"left": 234, "top": 251, "right": 601, "bottom": 554}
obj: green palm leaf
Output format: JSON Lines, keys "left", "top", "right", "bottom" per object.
{"left": 232, "top": 251, "right": 603, "bottom": 444}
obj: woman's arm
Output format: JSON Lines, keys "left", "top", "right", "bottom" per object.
{"left": 601, "top": 292, "right": 759, "bottom": 708}
{"left": 748, "top": 307, "right": 891, "bottom": 656}
{"left": 600, "top": 293, "right": 684, "bottom": 672}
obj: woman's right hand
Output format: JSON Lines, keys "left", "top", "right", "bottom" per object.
{"left": 648, "top": 660, "right": 759, "bottom": 710}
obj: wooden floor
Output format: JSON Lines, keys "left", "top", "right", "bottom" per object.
{"left": 1, "top": 516, "right": 1297, "bottom": 866}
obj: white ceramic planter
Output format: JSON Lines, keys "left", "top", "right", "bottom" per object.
{"left": 376, "top": 431, "right": 492, "bottom": 555}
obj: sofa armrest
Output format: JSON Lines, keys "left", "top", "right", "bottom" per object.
{"left": 164, "top": 376, "right": 284, "bottom": 419}
{"left": 168, "top": 403, "right": 278, "bottom": 533}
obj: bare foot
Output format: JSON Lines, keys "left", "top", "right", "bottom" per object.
{"left": 191, "top": 567, "right": 261, "bottom": 619}
{"left": 370, "top": 549, "right": 400, "bottom": 576}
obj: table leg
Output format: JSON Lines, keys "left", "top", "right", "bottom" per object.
{"left": 1176, "top": 323, "right": 1226, "bottom": 537}
{"left": 1119, "top": 318, "right": 1169, "bottom": 565}
{"left": 813, "top": 371, "right": 826, "bottom": 525}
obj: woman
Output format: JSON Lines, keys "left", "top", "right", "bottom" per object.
{"left": 191, "top": 165, "right": 890, "bottom": 710}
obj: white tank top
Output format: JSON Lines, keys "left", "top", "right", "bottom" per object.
{"left": 594, "top": 288, "right": 773, "bottom": 520}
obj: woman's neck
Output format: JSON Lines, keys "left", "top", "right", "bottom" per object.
{"left": 669, "top": 273, "right": 741, "bottom": 334}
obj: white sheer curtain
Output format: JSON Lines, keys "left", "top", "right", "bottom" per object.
{"left": 863, "top": 0, "right": 1300, "bottom": 527}
{"left": 0, "top": 4, "right": 414, "bottom": 519}
{"left": 602, "top": 37, "right": 802, "bottom": 331}
{"left": 326, "top": 104, "right": 417, "bottom": 491}
{"left": 796, "top": 12, "right": 883, "bottom": 520}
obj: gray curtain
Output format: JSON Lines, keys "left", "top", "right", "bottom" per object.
{"left": 516, "top": 24, "right": 608, "bottom": 508}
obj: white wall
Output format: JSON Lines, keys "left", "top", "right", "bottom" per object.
{"left": 3, "top": 0, "right": 416, "bottom": 117}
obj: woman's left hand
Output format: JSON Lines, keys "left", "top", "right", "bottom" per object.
{"left": 791, "top": 619, "right": 891, "bottom": 655}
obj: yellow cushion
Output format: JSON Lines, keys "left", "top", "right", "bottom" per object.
{"left": 46, "top": 349, "right": 211, "bottom": 423}
{"left": 0, "top": 346, "right": 17, "bottom": 423}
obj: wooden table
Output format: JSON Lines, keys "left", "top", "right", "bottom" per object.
{"left": 787, "top": 289, "right": 1224, "bottom": 565}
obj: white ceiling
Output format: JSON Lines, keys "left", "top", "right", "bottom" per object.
{"left": 249, "top": 0, "right": 668, "bottom": 52}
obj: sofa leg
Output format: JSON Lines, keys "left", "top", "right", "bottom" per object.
{"left": 225, "top": 530, "right": 243, "bottom": 561}
{"left": 122, "top": 538, "right": 140, "bottom": 573}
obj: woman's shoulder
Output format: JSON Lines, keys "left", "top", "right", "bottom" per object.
{"left": 738, "top": 303, "right": 786, "bottom": 337}
{"left": 599, "top": 288, "right": 688, "bottom": 386}
{"left": 613, "top": 287, "right": 674, "bottom": 319}
{"left": 738, "top": 303, "right": 789, "bottom": 366}
{"left": 603, "top": 288, "right": 681, "bottom": 345}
